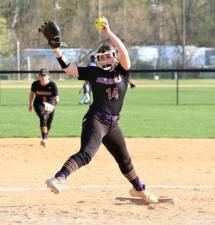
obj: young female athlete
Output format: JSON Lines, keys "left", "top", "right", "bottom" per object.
{"left": 28, "top": 69, "right": 59, "bottom": 147}
{"left": 46, "top": 18, "right": 158, "bottom": 204}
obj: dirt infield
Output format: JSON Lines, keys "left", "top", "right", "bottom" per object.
{"left": 0, "top": 138, "right": 215, "bottom": 225}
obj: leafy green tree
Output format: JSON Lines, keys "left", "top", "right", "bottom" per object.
{"left": 0, "top": 16, "right": 14, "bottom": 56}
{"left": 1, "top": 0, "right": 215, "bottom": 68}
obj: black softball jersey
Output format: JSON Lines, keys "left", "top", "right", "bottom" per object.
{"left": 31, "top": 80, "right": 58, "bottom": 105}
{"left": 78, "top": 64, "right": 129, "bottom": 116}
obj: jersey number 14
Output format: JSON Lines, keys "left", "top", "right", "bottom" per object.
{"left": 106, "top": 87, "right": 119, "bottom": 100}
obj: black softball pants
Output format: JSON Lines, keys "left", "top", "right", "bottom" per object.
{"left": 55, "top": 115, "right": 143, "bottom": 190}
{"left": 34, "top": 103, "right": 54, "bottom": 130}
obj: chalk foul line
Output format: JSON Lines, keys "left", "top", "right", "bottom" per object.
{"left": 0, "top": 184, "right": 215, "bottom": 192}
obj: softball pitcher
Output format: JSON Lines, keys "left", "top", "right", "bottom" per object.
{"left": 45, "top": 18, "right": 158, "bottom": 204}
{"left": 28, "top": 69, "right": 59, "bottom": 147}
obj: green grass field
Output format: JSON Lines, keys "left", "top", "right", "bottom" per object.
{"left": 1, "top": 79, "right": 215, "bottom": 138}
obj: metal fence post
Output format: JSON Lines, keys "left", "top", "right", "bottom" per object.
{"left": 0, "top": 80, "right": 1, "bottom": 105}
{"left": 17, "top": 41, "right": 20, "bottom": 80}
{"left": 27, "top": 56, "right": 31, "bottom": 80}
{"left": 175, "top": 71, "right": 179, "bottom": 105}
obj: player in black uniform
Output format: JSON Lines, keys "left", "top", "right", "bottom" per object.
{"left": 28, "top": 69, "right": 59, "bottom": 147}
{"left": 46, "top": 18, "right": 158, "bottom": 204}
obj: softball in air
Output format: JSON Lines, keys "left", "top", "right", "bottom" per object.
{"left": 95, "top": 16, "right": 106, "bottom": 30}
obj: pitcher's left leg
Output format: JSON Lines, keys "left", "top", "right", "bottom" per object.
{"left": 102, "top": 123, "right": 158, "bottom": 204}
{"left": 102, "top": 123, "right": 144, "bottom": 191}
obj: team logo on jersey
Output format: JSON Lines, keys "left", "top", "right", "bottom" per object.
{"left": 96, "top": 75, "right": 122, "bottom": 85}
{"left": 36, "top": 91, "right": 52, "bottom": 96}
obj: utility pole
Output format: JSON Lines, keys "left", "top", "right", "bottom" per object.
{"left": 54, "top": 1, "right": 61, "bottom": 23}
{"left": 181, "top": 0, "right": 186, "bottom": 68}
{"left": 123, "top": 0, "right": 127, "bottom": 43}
{"left": 98, "top": 0, "right": 102, "bottom": 42}
{"left": 12, "top": 0, "right": 20, "bottom": 79}
{"left": 98, "top": 0, "right": 102, "bottom": 17}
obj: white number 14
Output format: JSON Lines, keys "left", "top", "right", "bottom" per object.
{"left": 106, "top": 87, "right": 119, "bottom": 100}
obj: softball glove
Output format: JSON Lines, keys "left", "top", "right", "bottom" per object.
{"left": 43, "top": 102, "right": 55, "bottom": 113}
{"left": 39, "top": 21, "right": 68, "bottom": 48}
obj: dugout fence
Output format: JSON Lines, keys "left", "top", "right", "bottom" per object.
{"left": 1, "top": 69, "right": 215, "bottom": 106}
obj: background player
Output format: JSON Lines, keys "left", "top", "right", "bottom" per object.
{"left": 46, "top": 18, "right": 158, "bottom": 204}
{"left": 79, "top": 81, "right": 91, "bottom": 105}
{"left": 87, "top": 55, "right": 96, "bottom": 67}
{"left": 79, "top": 55, "right": 95, "bottom": 104}
{"left": 28, "top": 69, "right": 59, "bottom": 147}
